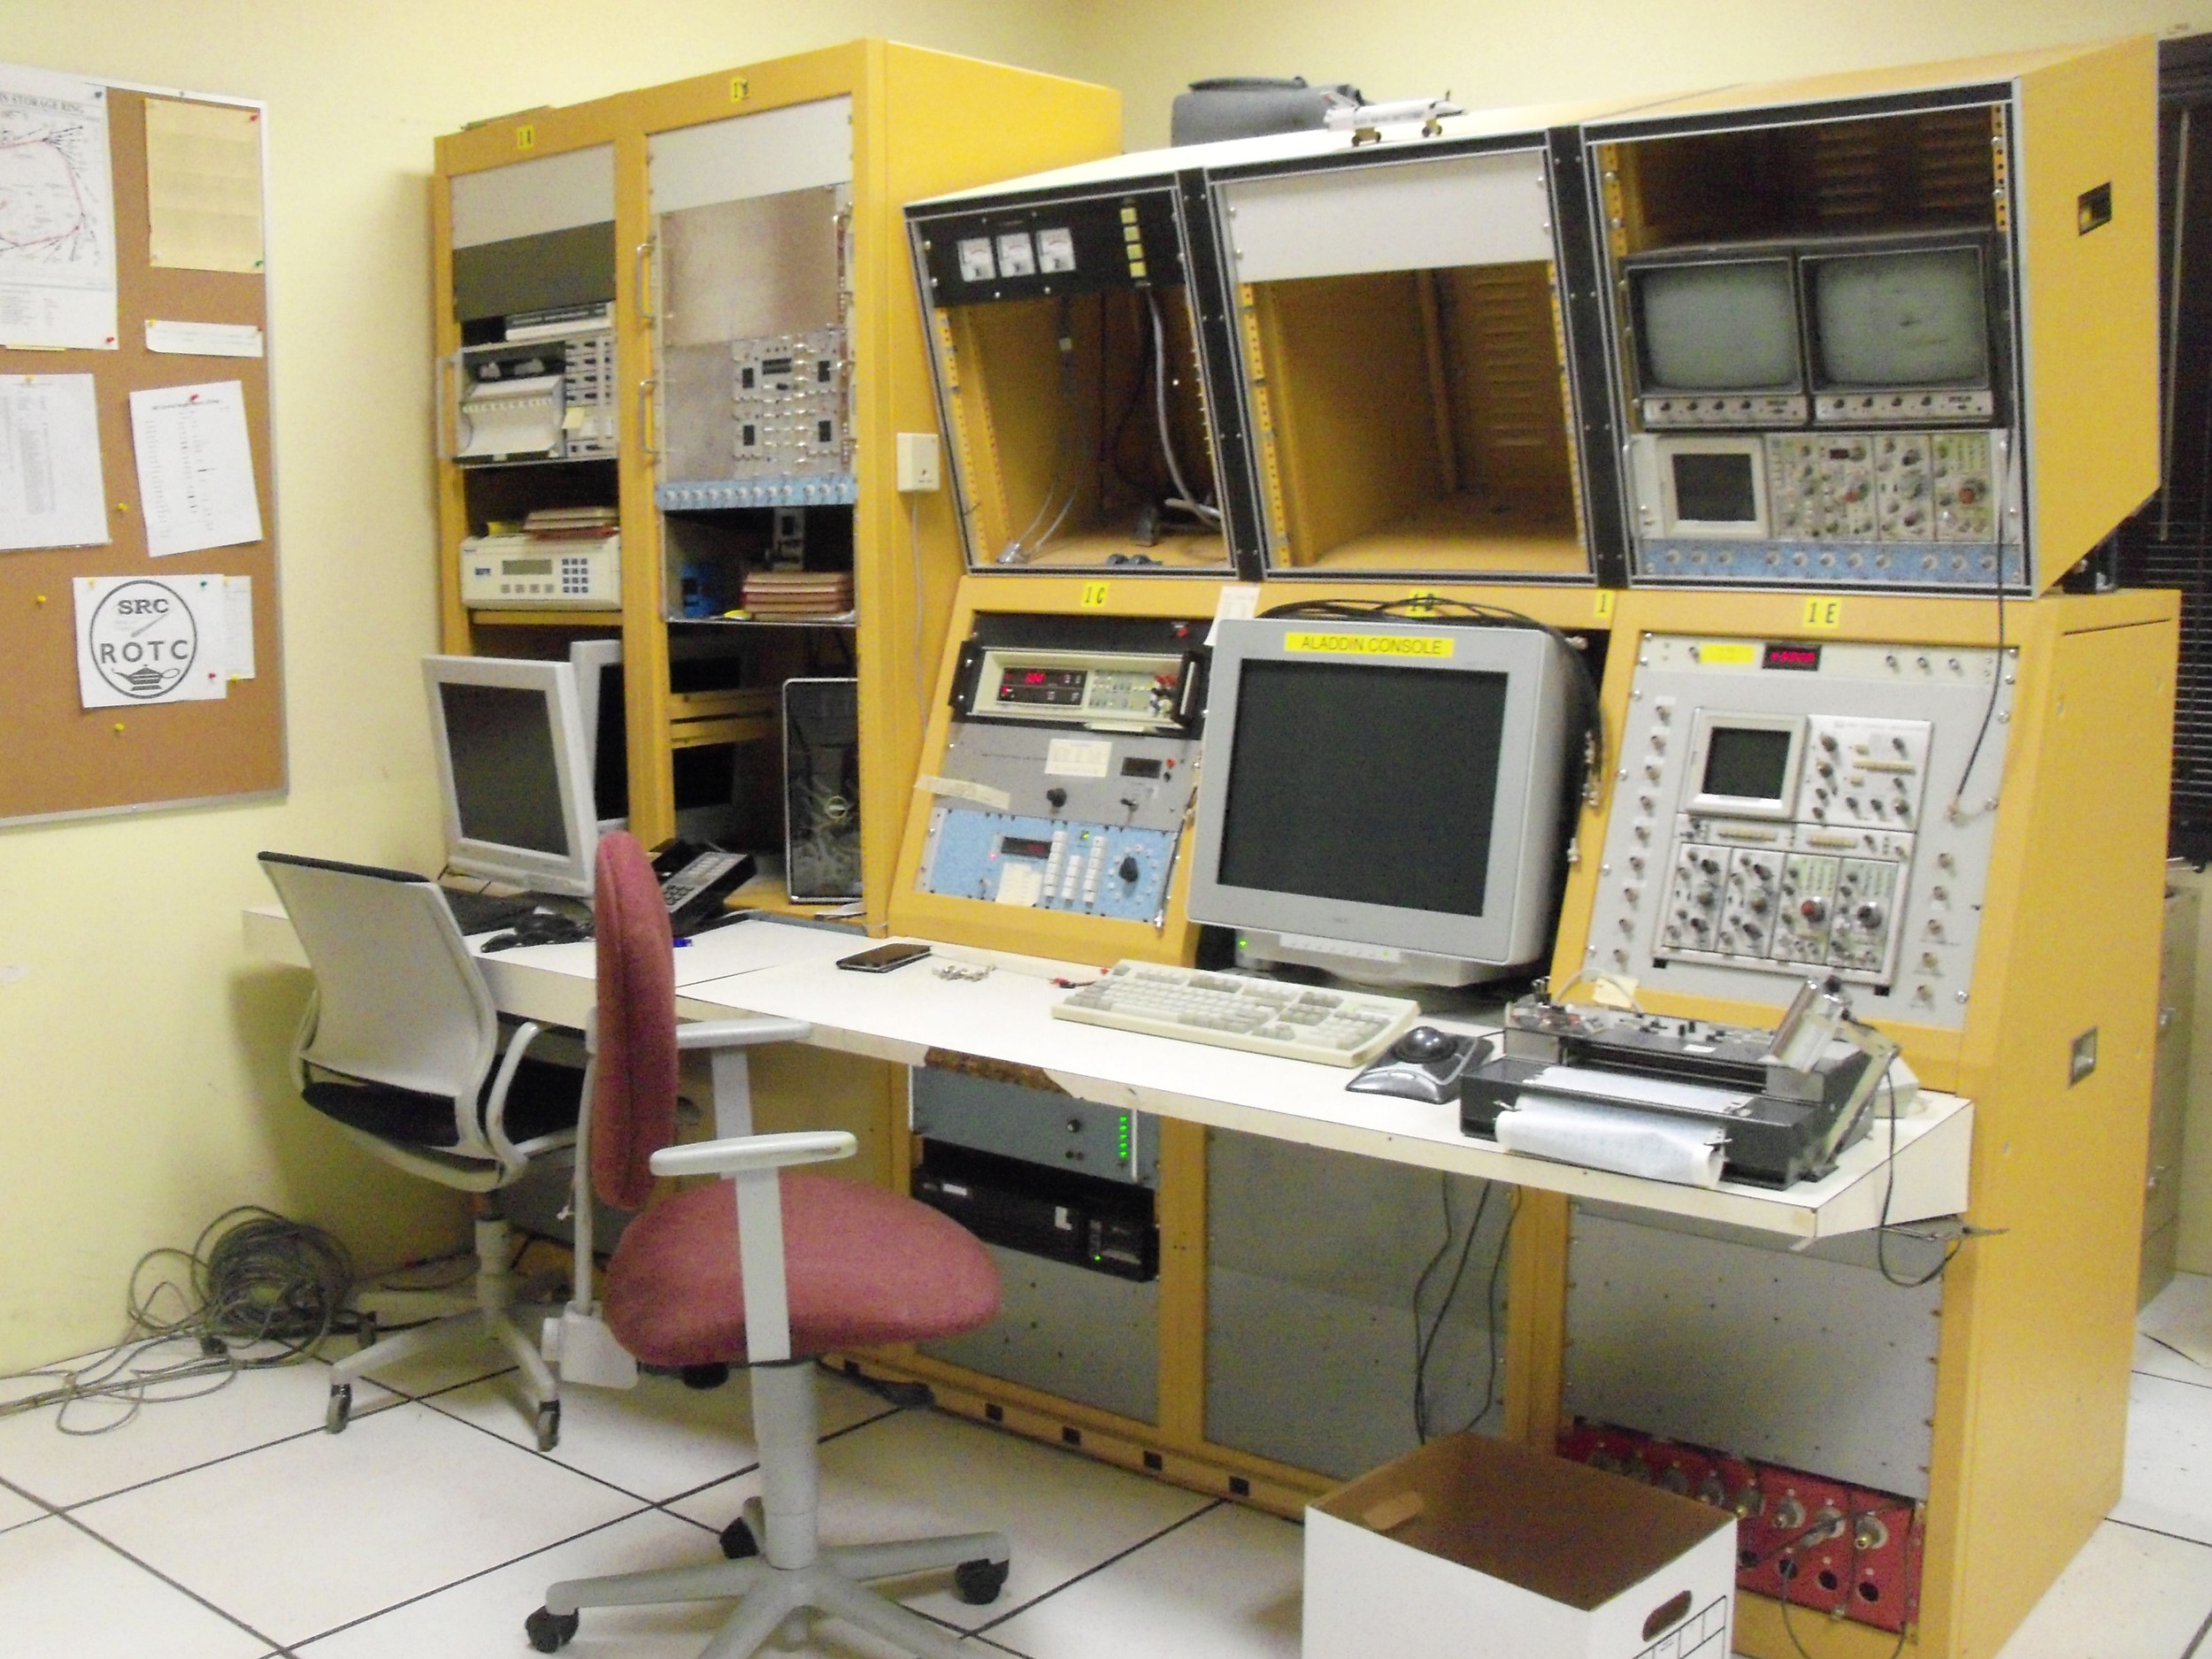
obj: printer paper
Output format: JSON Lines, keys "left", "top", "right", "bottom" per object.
{"left": 0, "top": 67, "right": 118, "bottom": 349}
{"left": 1496, "top": 1094, "right": 1726, "bottom": 1189}
{"left": 73, "top": 572, "right": 230, "bottom": 707}
{"left": 0, "top": 373, "right": 108, "bottom": 550}
{"left": 457, "top": 373, "right": 562, "bottom": 459}
{"left": 129, "top": 380, "right": 263, "bottom": 556}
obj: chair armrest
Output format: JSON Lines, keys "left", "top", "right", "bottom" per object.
{"left": 672, "top": 1017, "right": 812, "bottom": 1052}
{"left": 649, "top": 1130, "right": 856, "bottom": 1179}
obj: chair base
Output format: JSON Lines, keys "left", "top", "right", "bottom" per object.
{"left": 536, "top": 1497, "right": 1010, "bottom": 1659}
{"left": 327, "top": 1215, "right": 560, "bottom": 1447}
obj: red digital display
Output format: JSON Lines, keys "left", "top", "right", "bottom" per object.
{"left": 1024, "top": 670, "right": 1048, "bottom": 685}
{"left": 1763, "top": 643, "right": 1823, "bottom": 672}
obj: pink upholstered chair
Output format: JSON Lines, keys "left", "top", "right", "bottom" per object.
{"left": 527, "top": 832, "right": 1008, "bottom": 1659}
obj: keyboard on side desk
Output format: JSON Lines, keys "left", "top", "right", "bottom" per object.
{"left": 1053, "top": 962, "right": 1419, "bottom": 1067}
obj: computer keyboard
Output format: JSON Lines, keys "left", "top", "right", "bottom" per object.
{"left": 442, "top": 887, "right": 538, "bottom": 935}
{"left": 1052, "top": 962, "right": 1420, "bottom": 1067}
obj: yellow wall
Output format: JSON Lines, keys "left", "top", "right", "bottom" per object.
{"left": 0, "top": 0, "right": 1081, "bottom": 1373}
{"left": 1071, "top": 2, "right": 2212, "bottom": 149}
{"left": 2, "top": 0, "right": 2201, "bottom": 1373}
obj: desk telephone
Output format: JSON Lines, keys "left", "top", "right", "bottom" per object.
{"left": 653, "top": 841, "right": 755, "bottom": 935}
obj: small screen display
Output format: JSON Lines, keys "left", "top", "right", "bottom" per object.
{"left": 1701, "top": 726, "right": 1794, "bottom": 803}
{"left": 1120, "top": 757, "right": 1164, "bottom": 779}
{"left": 1671, "top": 452, "right": 1758, "bottom": 524}
{"left": 440, "top": 682, "right": 572, "bottom": 856}
{"left": 501, "top": 557, "right": 553, "bottom": 575}
{"left": 1635, "top": 260, "right": 1801, "bottom": 391}
{"left": 1812, "top": 248, "right": 1989, "bottom": 388}
{"left": 999, "top": 836, "right": 1054, "bottom": 860}
{"left": 1217, "top": 660, "right": 1507, "bottom": 917}
{"left": 996, "top": 667, "right": 1087, "bottom": 707}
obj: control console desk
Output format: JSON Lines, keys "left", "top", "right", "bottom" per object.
{"left": 242, "top": 905, "right": 1970, "bottom": 1243}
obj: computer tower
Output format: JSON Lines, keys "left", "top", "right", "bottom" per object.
{"left": 782, "top": 676, "right": 861, "bottom": 901}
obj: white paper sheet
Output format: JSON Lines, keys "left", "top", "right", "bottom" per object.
{"left": 73, "top": 572, "right": 229, "bottom": 707}
{"left": 128, "top": 380, "right": 263, "bottom": 556}
{"left": 144, "top": 319, "right": 263, "bottom": 357}
{"left": 457, "top": 373, "right": 562, "bottom": 459}
{"left": 0, "top": 66, "right": 118, "bottom": 349}
{"left": 0, "top": 373, "right": 108, "bottom": 550}
{"left": 224, "top": 574, "right": 254, "bottom": 679}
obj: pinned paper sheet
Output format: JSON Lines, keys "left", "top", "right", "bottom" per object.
{"left": 914, "top": 773, "right": 1013, "bottom": 812}
{"left": 0, "top": 373, "right": 108, "bottom": 550}
{"left": 144, "top": 319, "right": 263, "bottom": 357}
{"left": 0, "top": 67, "right": 118, "bottom": 349}
{"left": 224, "top": 574, "right": 255, "bottom": 679}
{"left": 73, "top": 573, "right": 230, "bottom": 707}
{"left": 145, "top": 98, "right": 265, "bottom": 273}
{"left": 1206, "top": 583, "right": 1261, "bottom": 646}
{"left": 129, "top": 380, "right": 263, "bottom": 557}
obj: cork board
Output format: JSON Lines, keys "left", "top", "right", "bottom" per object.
{"left": 0, "top": 83, "right": 281, "bottom": 826}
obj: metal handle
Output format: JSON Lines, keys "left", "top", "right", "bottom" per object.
{"left": 434, "top": 352, "right": 459, "bottom": 463}
{"left": 634, "top": 238, "right": 657, "bottom": 326}
{"left": 636, "top": 376, "right": 658, "bottom": 458}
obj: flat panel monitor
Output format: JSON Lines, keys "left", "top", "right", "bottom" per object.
{"left": 1630, "top": 257, "right": 1802, "bottom": 394}
{"left": 1806, "top": 243, "right": 1991, "bottom": 390}
{"left": 424, "top": 655, "right": 599, "bottom": 899}
{"left": 1186, "top": 618, "right": 1579, "bottom": 986}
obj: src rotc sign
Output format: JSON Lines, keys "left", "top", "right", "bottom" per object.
{"left": 73, "top": 574, "right": 230, "bottom": 707}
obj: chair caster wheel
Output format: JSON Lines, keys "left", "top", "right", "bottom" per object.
{"left": 719, "top": 1517, "right": 758, "bottom": 1559}
{"left": 955, "top": 1557, "right": 1010, "bottom": 1606}
{"left": 680, "top": 1363, "right": 730, "bottom": 1390}
{"left": 535, "top": 1400, "right": 562, "bottom": 1452}
{"left": 356, "top": 1312, "right": 378, "bottom": 1353}
{"left": 525, "top": 1606, "right": 580, "bottom": 1652}
{"left": 326, "top": 1385, "right": 351, "bottom": 1434}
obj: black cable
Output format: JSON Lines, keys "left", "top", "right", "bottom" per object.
{"left": 1409, "top": 1173, "right": 1459, "bottom": 1439}
{"left": 1947, "top": 511, "right": 2009, "bottom": 817}
{"left": 1471, "top": 1187, "right": 1517, "bottom": 1434}
{"left": 1412, "top": 1179, "right": 1493, "bottom": 1440}
{"left": 1872, "top": 1065, "right": 1965, "bottom": 1289}
{"left": 1777, "top": 1561, "right": 1912, "bottom": 1659}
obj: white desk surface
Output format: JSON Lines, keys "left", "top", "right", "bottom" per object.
{"left": 242, "top": 906, "right": 1970, "bottom": 1242}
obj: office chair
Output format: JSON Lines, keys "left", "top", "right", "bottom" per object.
{"left": 526, "top": 832, "right": 1008, "bottom": 1659}
{"left": 257, "top": 852, "right": 580, "bottom": 1448}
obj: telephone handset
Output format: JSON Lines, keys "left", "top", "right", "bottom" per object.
{"left": 649, "top": 841, "right": 757, "bottom": 937}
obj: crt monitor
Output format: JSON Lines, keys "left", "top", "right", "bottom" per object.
{"left": 1185, "top": 618, "right": 1580, "bottom": 987}
{"left": 1805, "top": 242, "right": 1992, "bottom": 390}
{"left": 424, "top": 655, "right": 599, "bottom": 899}
{"left": 1629, "top": 257, "right": 1802, "bottom": 394}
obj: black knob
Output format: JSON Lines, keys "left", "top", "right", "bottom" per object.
{"left": 1045, "top": 787, "right": 1068, "bottom": 810}
{"left": 1118, "top": 856, "right": 1140, "bottom": 882}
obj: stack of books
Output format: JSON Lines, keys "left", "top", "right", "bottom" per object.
{"left": 523, "top": 506, "right": 619, "bottom": 541}
{"left": 741, "top": 569, "right": 854, "bottom": 619}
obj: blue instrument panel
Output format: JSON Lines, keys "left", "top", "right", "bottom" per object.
{"left": 921, "top": 809, "right": 1179, "bottom": 922}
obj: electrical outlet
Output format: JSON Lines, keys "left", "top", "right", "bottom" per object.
{"left": 896, "top": 431, "right": 942, "bottom": 493}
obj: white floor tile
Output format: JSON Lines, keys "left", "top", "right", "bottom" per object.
{"left": 0, "top": 1515, "right": 268, "bottom": 1659}
{"left": 70, "top": 1399, "right": 640, "bottom": 1647}
{"left": 986, "top": 1502, "right": 1302, "bottom": 1659}
{"left": 2111, "top": 1371, "right": 2212, "bottom": 1547}
{"left": 669, "top": 1409, "right": 1211, "bottom": 1631}
{"left": 294, "top": 1509, "right": 1023, "bottom": 1658}
{"left": 2141, "top": 1272, "right": 2212, "bottom": 1371}
{"left": 351, "top": 1302, "right": 561, "bottom": 1400}
{"left": 0, "top": 1479, "right": 48, "bottom": 1532}
{"left": 0, "top": 1344, "right": 396, "bottom": 1509}
{"left": 1992, "top": 1519, "right": 2212, "bottom": 1659}
{"left": 426, "top": 1363, "right": 892, "bottom": 1502}
{"left": 2133, "top": 1330, "right": 2212, "bottom": 1391}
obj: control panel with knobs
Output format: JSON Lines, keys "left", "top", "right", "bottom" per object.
{"left": 1585, "top": 635, "right": 2014, "bottom": 1029}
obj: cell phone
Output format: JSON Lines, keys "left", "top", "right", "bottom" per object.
{"left": 835, "top": 941, "right": 933, "bottom": 973}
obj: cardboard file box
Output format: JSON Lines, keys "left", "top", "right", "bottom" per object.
{"left": 1304, "top": 1432, "right": 1735, "bottom": 1659}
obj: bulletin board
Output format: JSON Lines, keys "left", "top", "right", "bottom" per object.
{"left": 0, "top": 71, "right": 281, "bottom": 826}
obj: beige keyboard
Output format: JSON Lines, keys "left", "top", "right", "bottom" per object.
{"left": 1053, "top": 962, "right": 1419, "bottom": 1067}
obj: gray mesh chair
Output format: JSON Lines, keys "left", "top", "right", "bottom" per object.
{"left": 258, "top": 852, "right": 580, "bottom": 1448}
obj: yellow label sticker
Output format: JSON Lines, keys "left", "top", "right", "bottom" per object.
{"left": 1594, "top": 590, "right": 1617, "bottom": 623}
{"left": 1698, "top": 641, "right": 1758, "bottom": 666}
{"left": 1801, "top": 596, "right": 1844, "bottom": 631}
{"left": 515, "top": 124, "right": 534, "bottom": 151}
{"left": 1285, "top": 631, "right": 1455, "bottom": 659}
{"left": 1079, "top": 581, "right": 1110, "bottom": 609}
{"left": 730, "top": 75, "right": 749, "bottom": 103}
